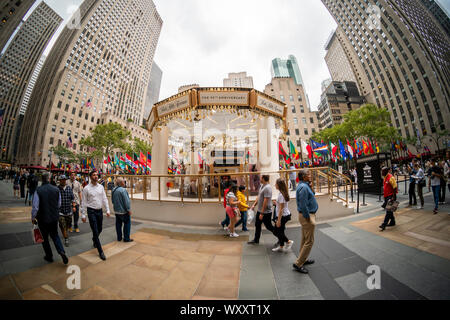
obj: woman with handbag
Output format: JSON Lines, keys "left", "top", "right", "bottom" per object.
{"left": 272, "top": 179, "right": 294, "bottom": 252}
{"left": 380, "top": 167, "right": 398, "bottom": 231}
{"left": 412, "top": 162, "right": 425, "bottom": 209}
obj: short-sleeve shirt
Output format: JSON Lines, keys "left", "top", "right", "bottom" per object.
{"left": 257, "top": 184, "right": 272, "bottom": 214}
{"left": 276, "top": 193, "right": 291, "bottom": 217}
{"left": 226, "top": 192, "right": 238, "bottom": 208}
{"left": 69, "top": 179, "right": 82, "bottom": 205}
{"left": 431, "top": 166, "right": 442, "bottom": 187}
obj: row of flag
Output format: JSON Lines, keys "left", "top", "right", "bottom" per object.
{"left": 279, "top": 138, "right": 381, "bottom": 165}
{"left": 103, "top": 152, "right": 152, "bottom": 174}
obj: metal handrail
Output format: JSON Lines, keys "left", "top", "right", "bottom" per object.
{"left": 103, "top": 166, "right": 352, "bottom": 205}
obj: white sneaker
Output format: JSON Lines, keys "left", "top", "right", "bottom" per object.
{"left": 416, "top": 206, "right": 422, "bottom": 210}
{"left": 285, "top": 240, "right": 294, "bottom": 250}
{"left": 272, "top": 246, "right": 283, "bottom": 252}
{"left": 230, "top": 233, "right": 239, "bottom": 238}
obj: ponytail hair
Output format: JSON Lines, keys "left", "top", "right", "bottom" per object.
{"left": 276, "top": 179, "right": 290, "bottom": 202}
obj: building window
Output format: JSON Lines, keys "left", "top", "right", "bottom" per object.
{"left": 289, "top": 95, "right": 294, "bottom": 102}
{"left": 54, "top": 113, "right": 59, "bottom": 120}
{"left": 51, "top": 125, "right": 56, "bottom": 132}
{"left": 68, "top": 130, "right": 71, "bottom": 137}
{"left": 302, "top": 117, "right": 307, "bottom": 124}
{"left": 62, "top": 116, "right": 66, "bottom": 123}
{"left": 293, "top": 118, "right": 298, "bottom": 125}
{"left": 61, "top": 90, "right": 65, "bottom": 96}
{"left": 291, "top": 105, "right": 296, "bottom": 113}
{"left": 60, "top": 128, "right": 64, "bottom": 134}
{"left": 57, "top": 101, "right": 62, "bottom": 109}
{"left": 310, "top": 117, "right": 314, "bottom": 124}
{"left": 65, "top": 104, "right": 69, "bottom": 112}
{"left": 304, "top": 129, "right": 309, "bottom": 135}
{"left": 298, "top": 95, "right": 302, "bottom": 102}
{"left": 295, "top": 129, "right": 300, "bottom": 135}
{"left": 280, "top": 95, "right": 285, "bottom": 101}
{"left": 72, "top": 108, "right": 76, "bottom": 115}
{"left": 49, "top": 137, "right": 54, "bottom": 145}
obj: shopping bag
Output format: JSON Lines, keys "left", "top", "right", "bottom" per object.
{"left": 247, "top": 209, "right": 255, "bottom": 224}
{"left": 32, "top": 225, "right": 44, "bottom": 244}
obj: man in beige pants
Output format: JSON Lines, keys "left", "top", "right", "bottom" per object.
{"left": 293, "top": 170, "right": 318, "bottom": 274}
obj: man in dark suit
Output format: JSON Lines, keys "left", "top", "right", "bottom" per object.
{"left": 31, "top": 172, "right": 68, "bottom": 264}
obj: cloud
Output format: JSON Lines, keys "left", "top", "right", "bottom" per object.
{"left": 153, "top": 0, "right": 337, "bottom": 110}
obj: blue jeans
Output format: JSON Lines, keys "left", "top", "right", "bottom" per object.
{"left": 87, "top": 208, "right": 104, "bottom": 254}
{"left": 432, "top": 185, "right": 440, "bottom": 210}
{"left": 235, "top": 211, "right": 248, "bottom": 231}
{"left": 38, "top": 221, "right": 65, "bottom": 258}
{"left": 221, "top": 212, "right": 230, "bottom": 227}
{"left": 115, "top": 213, "right": 131, "bottom": 241}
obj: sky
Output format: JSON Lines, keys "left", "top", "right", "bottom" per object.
{"left": 29, "top": 0, "right": 450, "bottom": 110}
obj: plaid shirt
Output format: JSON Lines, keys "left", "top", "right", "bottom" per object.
{"left": 59, "top": 185, "right": 75, "bottom": 215}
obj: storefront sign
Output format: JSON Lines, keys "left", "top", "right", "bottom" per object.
{"left": 157, "top": 94, "right": 190, "bottom": 118}
{"left": 199, "top": 91, "right": 249, "bottom": 106}
{"left": 256, "top": 95, "right": 285, "bottom": 117}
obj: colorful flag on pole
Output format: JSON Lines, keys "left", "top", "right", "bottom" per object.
{"left": 66, "top": 136, "right": 73, "bottom": 148}
{"left": 86, "top": 99, "right": 92, "bottom": 108}
{"left": 339, "top": 140, "right": 347, "bottom": 160}
{"left": 301, "top": 140, "right": 312, "bottom": 159}
{"left": 362, "top": 140, "right": 370, "bottom": 155}
{"left": 279, "top": 142, "right": 291, "bottom": 165}
{"left": 289, "top": 140, "right": 300, "bottom": 160}
{"left": 347, "top": 140, "right": 355, "bottom": 159}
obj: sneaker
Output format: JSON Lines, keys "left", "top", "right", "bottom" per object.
{"left": 285, "top": 240, "right": 294, "bottom": 250}
{"left": 68, "top": 228, "right": 73, "bottom": 233}
{"left": 272, "top": 246, "right": 284, "bottom": 252}
{"left": 415, "top": 206, "right": 422, "bottom": 210}
{"left": 75, "top": 228, "right": 80, "bottom": 233}
{"left": 64, "top": 239, "right": 69, "bottom": 247}
{"left": 433, "top": 209, "right": 438, "bottom": 215}
{"left": 61, "top": 254, "right": 69, "bottom": 265}
{"left": 230, "top": 233, "right": 239, "bottom": 238}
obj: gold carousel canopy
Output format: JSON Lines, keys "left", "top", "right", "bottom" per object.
{"left": 147, "top": 87, "right": 287, "bottom": 133}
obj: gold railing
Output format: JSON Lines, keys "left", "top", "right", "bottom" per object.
{"left": 103, "top": 166, "right": 353, "bottom": 207}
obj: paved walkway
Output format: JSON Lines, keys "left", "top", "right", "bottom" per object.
{"left": 0, "top": 179, "right": 449, "bottom": 300}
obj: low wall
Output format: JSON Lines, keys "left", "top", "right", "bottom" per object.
{"left": 108, "top": 194, "right": 354, "bottom": 227}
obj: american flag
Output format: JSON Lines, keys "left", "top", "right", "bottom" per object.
{"left": 66, "top": 136, "right": 73, "bottom": 148}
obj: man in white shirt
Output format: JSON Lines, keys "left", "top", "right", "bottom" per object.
{"left": 81, "top": 171, "right": 110, "bottom": 261}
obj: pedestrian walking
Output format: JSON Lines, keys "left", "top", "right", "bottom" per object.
{"left": 57, "top": 175, "right": 75, "bottom": 247}
{"left": 406, "top": 161, "right": 417, "bottom": 207}
{"left": 380, "top": 167, "right": 398, "bottom": 231}
{"left": 289, "top": 164, "right": 297, "bottom": 191}
{"left": 26, "top": 170, "right": 39, "bottom": 206}
{"left": 225, "top": 184, "right": 241, "bottom": 238}
{"left": 293, "top": 170, "right": 318, "bottom": 274}
{"left": 68, "top": 172, "right": 82, "bottom": 233}
{"left": 235, "top": 185, "right": 250, "bottom": 232}
{"left": 248, "top": 175, "right": 275, "bottom": 245}
{"left": 13, "top": 172, "right": 20, "bottom": 198}
{"left": 31, "top": 172, "right": 68, "bottom": 265}
{"left": 272, "top": 179, "right": 294, "bottom": 253}
{"left": 19, "top": 171, "right": 26, "bottom": 198}
{"left": 439, "top": 161, "right": 447, "bottom": 204}
{"left": 81, "top": 171, "right": 110, "bottom": 261}
{"left": 412, "top": 162, "right": 425, "bottom": 209}
{"left": 429, "top": 162, "right": 443, "bottom": 214}
{"left": 111, "top": 177, "right": 134, "bottom": 242}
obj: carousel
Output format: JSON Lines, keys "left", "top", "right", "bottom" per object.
{"left": 146, "top": 87, "right": 287, "bottom": 200}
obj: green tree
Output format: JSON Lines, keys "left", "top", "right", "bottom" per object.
{"left": 50, "top": 145, "right": 76, "bottom": 166}
{"left": 80, "top": 123, "right": 131, "bottom": 163}
{"left": 124, "top": 137, "right": 152, "bottom": 156}
{"left": 312, "top": 104, "right": 400, "bottom": 152}
{"left": 426, "top": 124, "right": 449, "bottom": 155}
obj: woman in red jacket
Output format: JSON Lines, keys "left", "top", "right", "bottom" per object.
{"left": 380, "top": 167, "right": 398, "bottom": 231}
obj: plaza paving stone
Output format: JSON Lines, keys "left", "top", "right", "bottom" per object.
{"left": 0, "top": 180, "right": 449, "bottom": 300}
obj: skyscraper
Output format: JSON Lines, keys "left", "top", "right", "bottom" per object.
{"left": 223, "top": 72, "right": 254, "bottom": 88}
{"left": 419, "top": 0, "right": 450, "bottom": 35}
{"left": 0, "top": 2, "right": 62, "bottom": 162}
{"left": 265, "top": 77, "right": 319, "bottom": 151}
{"left": 318, "top": 81, "right": 366, "bottom": 130}
{"left": 0, "top": 0, "right": 36, "bottom": 54}
{"left": 17, "top": 0, "right": 163, "bottom": 166}
{"left": 325, "top": 29, "right": 358, "bottom": 85}
{"left": 321, "top": 0, "right": 450, "bottom": 143}
{"left": 271, "top": 55, "right": 304, "bottom": 86}
{"left": 144, "top": 62, "right": 162, "bottom": 120}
